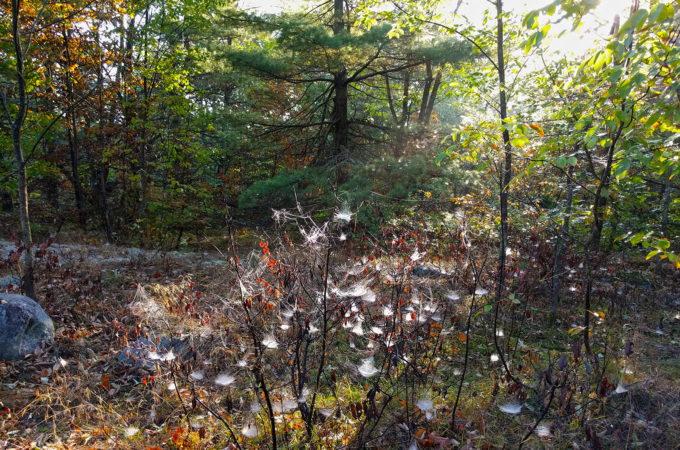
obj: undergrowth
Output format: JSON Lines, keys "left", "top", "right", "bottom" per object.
{"left": 0, "top": 201, "right": 679, "bottom": 449}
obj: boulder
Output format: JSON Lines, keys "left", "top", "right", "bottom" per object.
{"left": 0, "top": 275, "right": 21, "bottom": 289}
{"left": 412, "top": 265, "right": 447, "bottom": 279}
{"left": 0, "top": 294, "right": 55, "bottom": 361}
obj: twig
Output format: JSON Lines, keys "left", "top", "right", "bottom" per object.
{"left": 519, "top": 384, "right": 556, "bottom": 448}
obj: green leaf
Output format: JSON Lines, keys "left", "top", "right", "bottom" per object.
{"left": 630, "top": 232, "right": 645, "bottom": 245}
{"left": 607, "top": 40, "right": 626, "bottom": 61}
{"left": 654, "top": 239, "right": 670, "bottom": 250}
{"left": 648, "top": 3, "right": 673, "bottom": 24}
{"left": 510, "top": 136, "right": 530, "bottom": 148}
{"left": 646, "top": 250, "right": 659, "bottom": 260}
{"left": 592, "top": 51, "right": 606, "bottom": 71}
{"left": 556, "top": 156, "right": 567, "bottom": 168}
{"left": 568, "top": 326, "right": 585, "bottom": 335}
{"left": 522, "top": 11, "right": 538, "bottom": 29}
{"left": 668, "top": 253, "right": 680, "bottom": 269}
{"left": 619, "top": 9, "right": 648, "bottom": 35}
{"left": 567, "top": 156, "right": 577, "bottom": 166}
{"left": 608, "top": 67, "right": 623, "bottom": 83}
{"left": 615, "top": 158, "right": 631, "bottom": 178}
{"left": 618, "top": 79, "right": 634, "bottom": 98}
{"left": 615, "top": 109, "right": 629, "bottom": 124}
{"left": 648, "top": 3, "right": 663, "bottom": 24}
{"left": 483, "top": 304, "right": 493, "bottom": 313}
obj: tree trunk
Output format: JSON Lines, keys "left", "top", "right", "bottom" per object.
{"left": 331, "top": 70, "right": 349, "bottom": 159}
{"left": 418, "top": 61, "right": 433, "bottom": 123}
{"left": 95, "top": 17, "right": 115, "bottom": 243}
{"left": 583, "top": 125, "right": 623, "bottom": 355}
{"left": 43, "top": 141, "right": 60, "bottom": 212}
{"left": 492, "top": 0, "right": 515, "bottom": 381}
{"left": 329, "top": 0, "right": 349, "bottom": 161}
{"left": 494, "top": 0, "right": 511, "bottom": 307}
{"left": 62, "top": 27, "right": 86, "bottom": 228}
{"left": 6, "top": 0, "right": 35, "bottom": 299}
{"left": 656, "top": 167, "right": 672, "bottom": 274}
{"left": 423, "top": 66, "right": 442, "bottom": 124}
{"left": 333, "top": 0, "right": 343, "bottom": 34}
{"left": 13, "top": 129, "right": 35, "bottom": 299}
{"left": 136, "top": 7, "right": 151, "bottom": 222}
{"left": 551, "top": 166, "right": 573, "bottom": 315}
{"left": 401, "top": 70, "right": 410, "bottom": 127}
{"left": 384, "top": 74, "right": 398, "bottom": 121}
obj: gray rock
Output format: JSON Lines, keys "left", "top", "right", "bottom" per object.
{"left": 203, "top": 260, "right": 228, "bottom": 267}
{"left": 412, "top": 265, "right": 447, "bottom": 278}
{"left": 0, "top": 294, "right": 55, "bottom": 361}
{"left": 0, "top": 275, "right": 21, "bottom": 289}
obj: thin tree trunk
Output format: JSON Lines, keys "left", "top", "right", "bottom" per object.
{"left": 418, "top": 61, "right": 433, "bottom": 123}
{"left": 551, "top": 166, "right": 573, "bottom": 315}
{"left": 43, "top": 141, "right": 59, "bottom": 211}
{"left": 384, "top": 74, "right": 398, "bottom": 121}
{"left": 656, "top": 167, "right": 672, "bottom": 274}
{"left": 8, "top": 0, "right": 35, "bottom": 299}
{"left": 62, "top": 27, "right": 86, "bottom": 228}
{"left": 137, "top": 7, "right": 151, "bottom": 222}
{"left": 13, "top": 131, "right": 34, "bottom": 298}
{"left": 95, "top": 18, "right": 114, "bottom": 243}
{"left": 492, "top": 0, "right": 516, "bottom": 381}
{"left": 583, "top": 124, "right": 623, "bottom": 355}
{"left": 401, "top": 70, "right": 410, "bottom": 127}
{"left": 423, "top": 66, "right": 442, "bottom": 124}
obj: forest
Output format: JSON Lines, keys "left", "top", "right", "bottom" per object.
{"left": 0, "top": 0, "right": 679, "bottom": 447}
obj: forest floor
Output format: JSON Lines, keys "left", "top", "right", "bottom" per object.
{"left": 0, "top": 230, "right": 679, "bottom": 449}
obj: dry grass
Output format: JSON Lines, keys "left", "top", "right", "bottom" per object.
{"left": 0, "top": 232, "right": 679, "bottom": 449}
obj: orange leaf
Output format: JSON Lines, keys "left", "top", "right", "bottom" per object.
{"left": 101, "top": 375, "right": 110, "bottom": 390}
{"left": 458, "top": 332, "right": 467, "bottom": 341}
{"left": 529, "top": 123, "right": 544, "bottom": 137}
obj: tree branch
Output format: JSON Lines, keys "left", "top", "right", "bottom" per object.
{"left": 26, "top": 84, "right": 98, "bottom": 162}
